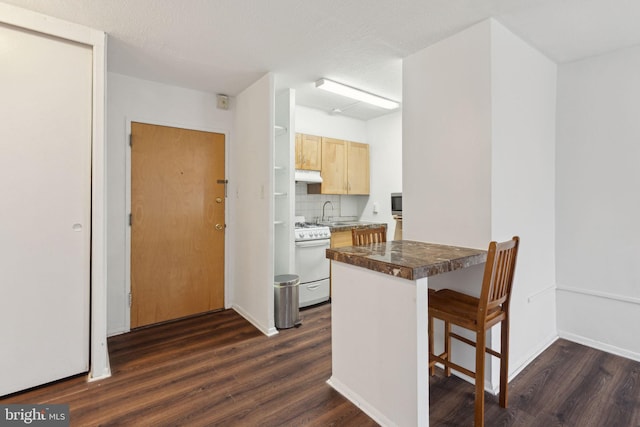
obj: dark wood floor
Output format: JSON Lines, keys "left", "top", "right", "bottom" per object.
{"left": 1, "top": 303, "right": 376, "bottom": 426}
{"left": 430, "top": 339, "right": 640, "bottom": 426}
{"left": 2, "top": 303, "right": 639, "bottom": 426}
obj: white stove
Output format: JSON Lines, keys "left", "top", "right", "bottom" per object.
{"left": 294, "top": 222, "right": 331, "bottom": 242}
{"left": 294, "top": 217, "right": 331, "bottom": 307}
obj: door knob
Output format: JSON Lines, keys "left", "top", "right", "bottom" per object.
{"left": 216, "top": 197, "right": 223, "bottom": 203}
{"left": 215, "top": 224, "right": 224, "bottom": 230}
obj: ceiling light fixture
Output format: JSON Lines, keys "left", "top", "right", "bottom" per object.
{"left": 315, "top": 78, "right": 400, "bottom": 110}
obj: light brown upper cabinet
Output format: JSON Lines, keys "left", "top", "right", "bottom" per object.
{"left": 347, "top": 141, "right": 370, "bottom": 194}
{"left": 308, "top": 138, "right": 370, "bottom": 195}
{"left": 317, "top": 137, "right": 348, "bottom": 194}
{"left": 295, "top": 133, "right": 322, "bottom": 171}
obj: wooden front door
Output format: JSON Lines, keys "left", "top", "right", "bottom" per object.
{"left": 131, "top": 122, "right": 225, "bottom": 328}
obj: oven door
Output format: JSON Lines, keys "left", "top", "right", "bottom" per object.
{"left": 294, "top": 238, "right": 330, "bottom": 284}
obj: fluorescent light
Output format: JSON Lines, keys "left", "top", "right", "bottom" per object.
{"left": 315, "top": 78, "right": 400, "bottom": 110}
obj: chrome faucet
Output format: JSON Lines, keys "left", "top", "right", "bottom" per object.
{"left": 322, "top": 201, "right": 334, "bottom": 222}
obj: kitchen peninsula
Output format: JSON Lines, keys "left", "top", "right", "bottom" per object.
{"left": 326, "top": 240, "right": 487, "bottom": 426}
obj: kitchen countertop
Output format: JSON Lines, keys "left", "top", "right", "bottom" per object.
{"left": 326, "top": 240, "right": 487, "bottom": 280}
{"left": 324, "top": 221, "right": 387, "bottom": 232}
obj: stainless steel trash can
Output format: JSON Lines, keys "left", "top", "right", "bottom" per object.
{"left": 274, "top": 274, "right": 301, "bottom": 329}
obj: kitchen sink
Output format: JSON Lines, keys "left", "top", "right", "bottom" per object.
{"left": 317, "top": 221, "right": 360, "bottom": 226}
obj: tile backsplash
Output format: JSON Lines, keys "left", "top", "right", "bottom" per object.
{"left": 295, "top": 182, "right": 357, "bottom": 223}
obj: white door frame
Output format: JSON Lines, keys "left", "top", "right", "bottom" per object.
{"left": 0, "top": 4, "right": 110, "bottom": 381}
{"left": 124, "top": 118, "right": 231, "bottom": 332}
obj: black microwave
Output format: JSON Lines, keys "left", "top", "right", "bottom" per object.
{"left": 391, "top": 193, "right": 402, "bottom": 215}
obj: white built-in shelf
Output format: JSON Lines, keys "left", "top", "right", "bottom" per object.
{"left": 274, "top": 192, "right": 287, "bottom": 197}
{"left": 274, "top": 166, "right": 285, "bottom": 171}
{"left": 274, "top": 220, "right": 285, "bottom": 225}
{"left": 274, "top": 124, "right": 287, "bottom": 136}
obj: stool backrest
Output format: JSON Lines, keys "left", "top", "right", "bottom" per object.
{"left": 479, "top": 236, "right": 520, "bottom": 323}
{"left": 351, "top": 226, "right": 387, "bottom": 246}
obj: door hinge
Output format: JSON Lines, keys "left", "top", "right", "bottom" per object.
{"left": 217, "top": 179, "right": 229, "bottom": 198}
{"left": 128, "top": 292, "right": 132, "bottom": 307}
{"left": 129, "top": 213, "right": 132, "bottom": 226}
{"left": 129, "top": 134, "right": 132, "bottom": 147}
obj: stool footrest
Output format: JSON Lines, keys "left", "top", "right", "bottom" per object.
{"left": 449, "top": 332, "right": 502, "bottom": 359}
{"left": 429, "top": 353, "right": 476, "bottom": 378}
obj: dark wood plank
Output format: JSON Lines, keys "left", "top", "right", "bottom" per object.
{"left": 430, "top": 339, "right": 640, "bottom": 426}
{"left": 0, "top": 304, "right": 377, "bottom": 426}
{"left": 3, "top": 304, "right": 639, "bottom": 426}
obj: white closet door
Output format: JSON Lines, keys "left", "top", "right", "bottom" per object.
{"left": 0, "top": 23, "right": 92, "bottom": 396}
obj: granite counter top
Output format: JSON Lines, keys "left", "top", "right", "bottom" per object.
{"left": 326, "top": 240, "right": 487, "bottom": 280}
{"left": 327, "top": 221, "right": 387, "bottom": 232}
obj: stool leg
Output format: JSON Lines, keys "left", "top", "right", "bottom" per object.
{"left": 499, "top": 318, "right": 510, "bottom": 408}
{"left": 428, "top": 315, "right": 435, "bottom": 376}
{"left": 444, "top": 321, "right": 451, "bottom": 377}
{"left": 475, "top": 329, "right": 485, "bottom": 427}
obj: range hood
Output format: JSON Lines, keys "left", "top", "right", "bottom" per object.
{"left": 294, "top": 169, "right": 323, "bottom": 183}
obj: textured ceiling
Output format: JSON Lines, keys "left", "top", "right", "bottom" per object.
{"left": 3, "top": 0, "right": 640, "bottom": 120}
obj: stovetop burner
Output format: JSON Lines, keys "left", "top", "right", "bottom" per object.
{"left": 295, "top": 222, "right": 320, "bottom": 229}
{"left": 294, "top": 217, "right": 331, "bottom": 241}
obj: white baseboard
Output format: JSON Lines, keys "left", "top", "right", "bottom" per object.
{"left": 231, "top": 304, "right": 278, "bottom": 337}
{"left": 507, "top": 332, "right": 559, "bottom": 385}
{"left": 88, "top": 370, "right": 112, "bottom": 382}
{"left": 558, "top": 330, "right": 640, "bottom": 363}
{"left": 556, "top": 285, "right": 640, "bottom": 362}
{"left": 327, "top": 376, "right": 394, "bottom": 427}
{"left": 107, "top": 327, "right": 128, "bottom": 338}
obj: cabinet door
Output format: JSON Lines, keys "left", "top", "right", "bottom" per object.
{"left": 295, "top": 133, "right": 303, "bottom": 169}
{"left": 331, "top": 230, "right": 353, "bottom": 248}
{"left": 300, "top": 134, "right": 322, "bottom": 170}
{"left": 347, "top": 141, "right": 370, "bottom": 194}
{"left": 321, "top": 138, "right": 347, "bottom": 194}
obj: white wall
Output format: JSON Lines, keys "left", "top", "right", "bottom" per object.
{"left": 106, "top": 72, "right": 234, "bottom": 335}
{"left": 403, "top": 20, "right": 492, "bottom": 249}
{"left": 491, "top": 21, "right": 558, "bottom": 376}
{"left": 556, "top": 45, "right": 640, "bottom": 361}
{"left": 229, "top": 73, "right": 277, "bottom": 335}
{"left": 296, "top": 105, "right": 367, "bottom": 142}
{"left": 361, "top": 111, "right": 403, "bottom": 239}
{"left": 403, "top": 19, "right": 558, "bottom": 388}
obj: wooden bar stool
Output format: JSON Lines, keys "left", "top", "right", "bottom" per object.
{"left": 351, "top": 226, "right": 386, "bottom": 246}
{"left": 428, "top": 236, "right": 520, "bottom": 427}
